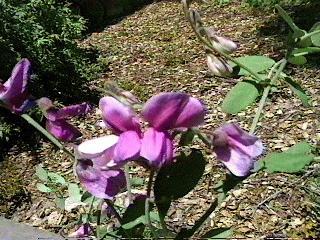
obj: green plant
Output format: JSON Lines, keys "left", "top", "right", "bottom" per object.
{"left": 0, "top": 0, "right": 102, "bottom": 142}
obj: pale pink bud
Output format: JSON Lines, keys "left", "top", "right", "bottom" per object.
{"left": 205, "top": 27, "right": 237, "bottom": 54}
{"left": 207, "top": 55, "right": 233, "bottom": 77}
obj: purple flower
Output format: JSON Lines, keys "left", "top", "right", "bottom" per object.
{"left": 0, "top": 59, "right": 32, "bottom": 113}
{"left": 76, "top": 135, "right": 126, "bottom": 199}
{"left": 37, "top": 97, "right": 92, "bottom": 142}
{"left": 80, "top": 92, "right": 205, "bottom": 170}
{"left": 69, "top": 223, "right": 93, "bottom": 237}
{"left": 212, "top": 123, "right": 264, "bottom": 177}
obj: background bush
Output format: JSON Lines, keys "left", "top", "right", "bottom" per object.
{"left": 0, "top": 0, "right": 102, "bottom": 144}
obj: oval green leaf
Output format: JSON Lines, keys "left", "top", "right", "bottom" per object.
{"left": 221, "top": 81, "right": 259, "bottom": 114}
{"left": 233, "top": 56, "right": 275, "bottom": 76}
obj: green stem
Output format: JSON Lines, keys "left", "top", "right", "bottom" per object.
{"left": 21, "top": 114, "right": 74, "bottom": 158}
{"left": 124, "top": 164, "right": 133, "bottom": 204}
{"left": 96, "top": 200, "right": 103, "bottom": 239}
{"left": 145, "top": 170, "right": 157, "bottom": 239}
{"left": 249, "top": 59, "right": 287, "bottom": 134}
{"left": 300, "top": 29, "right": 320, "bottom": 41}
{"left": 87, "top": 196, "right": 96, "bottom": 222}
{"left": 193, "top": 129, "right": 212, "bottom": 148}
{"left": 182, "top": 0, "right": 264, "bottom": 83}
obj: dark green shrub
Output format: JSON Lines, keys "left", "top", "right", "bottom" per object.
{"left": 0, "top": 0, "right": 102, "bottom": 142}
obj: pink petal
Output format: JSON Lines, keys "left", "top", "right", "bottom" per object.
{"left": 142, "top": 92, "right": 205, "bottom": 130}
{"left": 48, "top": 102, "right": 92, "bottom": 121}
{"left": 215, "top": 146, "right": 254, "bottom": 177}
{"left": 0, "top": 59, "right": 31, "bottom": 110}
{"left": 140, "top": 128, "right": 173, "bottom": 169}
{"left": 99, "top": 96, "right": 141, "bottom": 134}
{"left": 77, "top": 135, "right": 119, "bottom": 159}
{"left": 46, "top": 119, "right": 81, "bottom": 142}
{"left": 220, "top": 123, "right": 264, "bottom": 158}
{"left": 69, "top": 223, "right": 93, "bottom": 237}
{"left": 114, "top": 131, "right": 141, "bottom": 164}
{"left": 174, "top": 96, "right": 205, "bottom": 128}
{"left": 76, "top": 159, "right": 126, "bottom": 199}
{"left": 212, "top": 123, "right": 264, "bottom": 176}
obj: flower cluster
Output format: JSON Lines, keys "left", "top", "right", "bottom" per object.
{"left": 76, "top": 92, "right": 206, "bottom": 198}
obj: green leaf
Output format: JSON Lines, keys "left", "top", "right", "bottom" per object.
{"left": 48, "top": 172, "right": 66, "bottom": 185}
{"left": 233, "top": 56, "right": 276, "bottom": 76}
{"left": 262, "top": 141, "right": 314, "bottom": 173}
{"left": 221, "top": 81, "right": 259, "bottom": 114}
{"left": 55, "top": 197, "right": 65, "bottom": 210}
{"left": 310, "top": 22, "right": 320, "bottom": 47}
{"left": 36, "top": 183, "right": 53, "bottom": 193}
{"left": 283, "top": 77, "right": 310, "bottom": 107}
{"left": 201, "top": 228, "right": 233, "bottom": 239}
{"left": 275, "top": 5, "right": 305, "bottom": 38}
{"left": 35, "top": 164, "right": 48, "bottom": 182}
{"left": 154, "top": 150, "right": 205, "bottom": 219}
{"left": 288, "top": 55, "right": 307, "bottom": 65}
{"left": 130, "top": 177, "right": 144, "bottom": 187}
{"left": 179, "top": 130, "right": 195, "bottom": 146}
{"left": 68, "top": 183, "right": 81, "bottom": 199}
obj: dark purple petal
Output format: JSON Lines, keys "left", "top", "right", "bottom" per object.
{"left": 140, "top": 128, "right": 173, "bottom": 169}
{"left": 142, "top": 92, "right": 205, "bottom": 130}
{"left": 46, "top": 119, "right": 81, "bottom": 142}
{"left": 99, "top": 97, "right": 141, "bottom": 134}
{"left": 76, "top": 159, "right": 126, "bottom": 199}
{"left": 77, "top": 135, "right": 119, "bottom": 159}
{"left": 114, "top": 131, "right": 141, "bottom": 164}
{"left": 48, "top": 102, "right": 92, "bottom": 121}
{"left": 0, "top": 59, "right": 31, "bottom": 110}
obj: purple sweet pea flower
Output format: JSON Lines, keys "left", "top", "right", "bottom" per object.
{"left": 37, "top": 97, "right": 92, "bottom": 142}
{"left": 0, "top": 59, "right": 32, "bottom": 113}
{"left": 79, "top": 92, "right": 205, "bottom": 170}
{"left": 69, "top": 223, "right": 93, "bottom": 237}
{"left": 76, "top": 135, "right": 126, "bottom": 199}
{"left": 211, "top": 123, "right": 264, "bottom": 177}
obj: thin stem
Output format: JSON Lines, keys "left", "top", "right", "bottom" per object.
{"left": 300, "top": 29, "right": 320, "bottom": 41}
{"left": 193, "top": 129, "right": 211, "bottom": 148}
{"left": 249, "top": 59, "right": 287, "bottom": 134}
{"left": 145, "top": 170, "right": 157, "bottom": 239}
{"left": 96, "top": 200, "right": 103, "bottom": 239}
{"left": 21, "top": 114, "right": 74, "bottom": 158}
{"left": 182, "top": 1, "right": 264, "bottom": 83}
{"left": 87, "top": 196, "right": 96, "bottom": 222}
{"left": 124, "top": 164, "right": 133, "bottom": 204}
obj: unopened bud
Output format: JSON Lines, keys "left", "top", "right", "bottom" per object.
{"left": 120, "top": 91, "right": 140, "bottom": 104}
{"left": 37, "top": 97, "right": 53, "bottom": 111}
{"left": 207, "top": 55, "right": 233, "bottom": 77}
{"left": 205, "top": 27, "right": 237, "bottom": 54}
{"left": 189, "top": 9, "right": 203, "bottom": 27}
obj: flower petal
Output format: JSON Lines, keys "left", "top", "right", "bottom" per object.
{"left": 174, "top": 96, "right": 205, "bottom": 129}
{"left": 48, "top": 102, "right": 92, "bottom": 121}
{"left": 77, "top": 135, "right": 119, "bottom": 159}
{"left": 69, "top": 224, "right": 93, "bottom": 237}
{"left": 76, "top": 159, "right": 126, "bottom": 199}
{"left": 114, "top": 131, "right": 141, "bottom": 164}
{"left": 140, "top": 128, "right": 173, "bottom": 169}
{"left": 0, "top": 59, "right": 31, "bottom": 109}
{"left": 215, "top": 145, "right": 254, "bottom": 177}
{"left": 99, "top": 96, "right": 141, "bottom": 134}
{"left": 142, "top": 92, "right": 189, "bottom": 130}
{"left": 46, "top": 119, "right": 82, "bottom": 142}
{"left": 220, "top": 123, "right": 264, "bottom": 158}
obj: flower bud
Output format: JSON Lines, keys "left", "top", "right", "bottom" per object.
{"left": 205, "top": 27, "right": 237, "bottom": 54}
{"left": 207, "top": 55, "right": 233, "bottom": 77}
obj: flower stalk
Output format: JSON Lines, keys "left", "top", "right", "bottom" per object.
{"left": 145, "top": 170, "right": 157, "bottom": 239}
